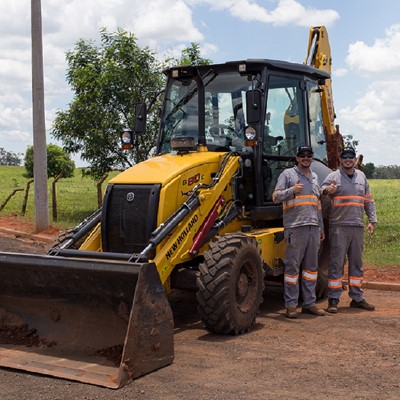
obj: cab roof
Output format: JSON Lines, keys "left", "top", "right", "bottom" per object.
{"left": 165, "top": 58, "right": 331, "bottom": 80}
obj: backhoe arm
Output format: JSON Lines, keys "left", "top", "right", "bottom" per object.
{"left": 305, "top": 26, "right": 343, "bottom": 168}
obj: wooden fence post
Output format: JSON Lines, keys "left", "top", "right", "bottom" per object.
{"left": 0, "top": 189, "right": 24, "bottom": 212}
{"left": 21, "top": 179, "right": 34, "bottom": 216}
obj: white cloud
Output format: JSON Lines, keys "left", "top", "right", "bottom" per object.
{"left": 268, "top": 0, "right": 339, "bottom": 27}
{"left": 346, "top": 24, "right": 400, "bottom": 77}
{"left": 186, "top": 0, "right": 339, "bottom": 26}
{"left": 338, "top": 79, "right": 400, "bottom": 165}
{"left": 339, "top": 24, "right": 400, "bottom": 165}
{"left": 133, "top": 1, "right": 203, "bottom": 45}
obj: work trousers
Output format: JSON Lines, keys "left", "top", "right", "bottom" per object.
{"left": 328, "top": 225, "right": 364, "bottom": 302}
{"left": 283, "top": 225, "right": 319, "bottom": 308}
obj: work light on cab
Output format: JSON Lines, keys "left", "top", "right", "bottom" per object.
{"left": 121, "top": 128, "right": 134, "bottom": 149}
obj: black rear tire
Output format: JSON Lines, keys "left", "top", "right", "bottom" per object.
{"left": 196, "top": 234, "right": 264, "bottom": 335}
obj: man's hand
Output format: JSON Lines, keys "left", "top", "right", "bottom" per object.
{"left": 366, "top": 223, "right": 376, "bottom": 235}
{"left": 293, "top": 180, "right": 304, "bottom": 195}
{"left": 320, "top": 230, "right": 325, "bottom": 241}
{"left": 324, "top": 179, "right": 337, "bottom": 195}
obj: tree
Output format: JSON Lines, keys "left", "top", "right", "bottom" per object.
{"left": 176, "top": 43, "right": 212, "bottom": 66}
{"left": 24, "top": 144, "right": 75, "bottom": 178}
{"left": 51, "top": 28, "right": 164, "bottom": 178}
{"left": 0, "top": 148, "right": 22, "bottom": 166}
{"left": 363, "top": 162, "right": 376, "bottom": 179}
{"left": 374, "top": 165, "right": 400, "bottom": 179}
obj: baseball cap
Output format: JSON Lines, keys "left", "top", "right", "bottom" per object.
{"left": 340, "top": 145, "right": 356, "bottom": 156}
{"left": 296, "top": 145, "right": 313, "bottom": 156}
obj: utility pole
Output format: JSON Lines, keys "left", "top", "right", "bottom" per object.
{"left": 31, "top": 0, "right": 49, "bottom": 232}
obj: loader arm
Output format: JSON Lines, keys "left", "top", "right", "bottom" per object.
{"left": 151, "top": 152, "right": 241, "bottom": 284}
{"left": 305, "top": 26, "right": 343, "bottom": 169}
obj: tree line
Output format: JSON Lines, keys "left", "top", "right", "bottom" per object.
{"left": 0, "top": 148, "right": 22, "bottom": 166}
{"left": 363, "top": 163, "right": 400, "bottom": 179}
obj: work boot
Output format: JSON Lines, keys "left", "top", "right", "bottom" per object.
{"left": 326, "top": 299, "right": 338, "bottom": 314}
{"left": 350, "top": 299, "right": 375, "bottom": 311}
{"left": 285, "top": 307, "right": 298, "bottom": 319}
{"left": 301, "top": 305, "right": 325, "bottom": 316}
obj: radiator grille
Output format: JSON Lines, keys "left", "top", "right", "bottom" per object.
{"left": 102, "top": 184, "right": 160, "bottom": 254}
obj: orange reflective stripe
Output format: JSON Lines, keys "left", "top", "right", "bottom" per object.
{"left": 283, "top": 195, "right": 319, "bottom": 210}
{"left": 364, "top": 193, "right": 374, "bottom": 204}
{"left": 284, "top": 273, "right": 298, "bottom": 285}
{"left": 332, "top": 195, "right": 364, "bottom": 208}
{"left": 296, "top": 195, "right": 318, "bottom": 199}
{"left": 348, "top": 276, "right": 363, "bottom": 287}
{"left": 283, "top": 202, "right": 319, "bottom": 210}
{"left": 332, "top": 202, "right": 364, "bottom": 207}
{"left": 302, "top": 269, "right": 318, "bottom": 281}
{"left": 328, "top": 278, "right": 342, "bottom": 289}
{"left": 334, "top": 195, "right": 364, "bottom": 200}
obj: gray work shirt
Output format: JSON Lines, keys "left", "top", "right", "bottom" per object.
{"left": 273, "top": 165, "right": 323, "bottom": 229}
{"left": 320, "top": 168, "right": 377, "bottom": 227}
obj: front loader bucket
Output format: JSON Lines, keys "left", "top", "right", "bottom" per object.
{"left": 0, "top": 252, "right": 174, "bottom": 389}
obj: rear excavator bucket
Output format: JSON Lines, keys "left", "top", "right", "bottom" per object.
{"left": 0, "top": 252, "right": 174, "bottom": 389}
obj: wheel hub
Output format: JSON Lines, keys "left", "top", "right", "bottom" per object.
{"left": 237, "top": 272, "right": 249, "bottom": 298}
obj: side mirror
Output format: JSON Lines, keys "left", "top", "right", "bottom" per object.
{"left": 246, "top": 89, "right": 262, "bottom": 124}
{"left": 134, "top": 103, "right": 147, "bottom": 134}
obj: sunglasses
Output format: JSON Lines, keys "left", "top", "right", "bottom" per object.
{"left": 341, "top": 154, "right": 355, "bottom": 160}
{"left": 298, "top": 154, "right": 313, "bottom": 158}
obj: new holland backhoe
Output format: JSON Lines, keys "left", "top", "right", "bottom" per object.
{"left": 0, "top": 26, "right": 344, "bottom": 388}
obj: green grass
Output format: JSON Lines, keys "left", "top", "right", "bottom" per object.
{"left": 0, "top": 166, "right": 118, "bottom": 228}
{"left": 0, "top": 168, "right": 398, "bottom": 267}
{"left": 364, "top": 180, "right": 400, "bottom": 267}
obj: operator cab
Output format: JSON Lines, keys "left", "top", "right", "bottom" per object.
{"left": 148, "top": 60, "right": 330, "bottom": 220}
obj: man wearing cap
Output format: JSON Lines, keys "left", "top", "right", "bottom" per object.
{"left": 320, "top": 145, "right": 377, "bottom": 313}
{"left": 273, "top": 145, "right": 325, "bottom": 319}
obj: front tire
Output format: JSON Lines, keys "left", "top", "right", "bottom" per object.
{"left": 196, "top": 234, "right": 264, "bottom": 335}
{"left": 47, "top": 228, "right": 88, "bottom": 254}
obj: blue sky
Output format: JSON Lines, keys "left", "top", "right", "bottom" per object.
{"left": 1, "top": 0, "right": 400, "bottom": 166}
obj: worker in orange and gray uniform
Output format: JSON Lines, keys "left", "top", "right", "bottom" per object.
{"left": 273, "top": 145, "right": 325, "bottom": 319}
{"left": 320, "top": 145, "right": 377, "bottom": 313}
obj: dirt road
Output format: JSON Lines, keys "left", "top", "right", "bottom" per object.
{"left": 0, "top": 235, "right": 399, "bottom": 400}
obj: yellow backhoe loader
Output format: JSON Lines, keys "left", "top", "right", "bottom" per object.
{"left": 0, "top": 26, "right": 344, "bottom": 388}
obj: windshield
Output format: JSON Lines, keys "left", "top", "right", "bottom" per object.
{"left": 159, "top": 70, "right": 254, "bottom": 154}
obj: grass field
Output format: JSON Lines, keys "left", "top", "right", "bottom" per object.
{"left": 0, "top": 166, "right": 398, "bottom": 267}
{"left": 0, "top": 166, "right": 118, "bottom": 228}
{"left": 364, "top": 179, "right": 400, "bottom": 267}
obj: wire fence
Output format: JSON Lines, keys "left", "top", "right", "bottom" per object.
{"left": 0, "top": 169, "right": 118, "bottom": 228}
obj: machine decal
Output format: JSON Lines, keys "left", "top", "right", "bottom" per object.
{"left": 183, "top": 173, "right": 203, "bottom": 186}
{"left": 165, "top": 214, "right": 199, "bottom": 260}
{"left": 126, "top": 192, "right": 135, "bottom": 202}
